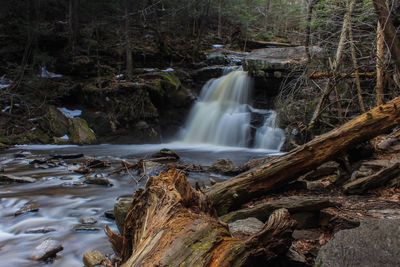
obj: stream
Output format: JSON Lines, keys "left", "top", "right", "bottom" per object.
{"left": 0, "top": 143, "right": 279, "bottom": 267}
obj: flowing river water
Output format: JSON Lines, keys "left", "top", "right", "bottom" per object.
{"left": 0, "top": 144, "right": 280, "bottom": 267}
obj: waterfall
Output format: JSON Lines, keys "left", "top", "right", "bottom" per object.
{"left": 254, "top": 111, "right": 285, "bottom": 150}
{"left": 180, "top": 70, "right": 285, "bottom": 150}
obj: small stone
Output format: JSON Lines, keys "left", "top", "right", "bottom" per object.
{"left": 228, "top": 217, "right": 264, "bottom": 238}
{"left": 83, "top": 250, "right": 107, "bottom": 267}
{"left": 15, "top": 202, "right": 40, "bottom": 216}
{"left": 25, "top": 227, "right": 57, "bottom": 234}
{"left": 151, "top": 148, "right": 180, "bottom": 160}
{"left": 31, "top": 239, "right": 63, "bottom": 261}
{"left": 74, "top": 225, "right": 101, "bottom": 232}
{"left": 14, "top": 151, "right": 32, "bottom": 158}
{"left": 84, "top": 177, "right": 113, "bottom": 186}
{"left": 104, "top": 210, "right": 115, "bottom": 220}
{"left": 80, "top": 216, "right": 97, "bottom": 225}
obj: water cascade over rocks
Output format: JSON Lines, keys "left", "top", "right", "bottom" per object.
{"left": 181, "top": 70, "right": 285, "bottom": 150}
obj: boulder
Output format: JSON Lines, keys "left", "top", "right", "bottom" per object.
{"left": 228, "top": 217, "right": 264, "bottom": 238}
{"left": 209, "top": 159, "right": 239, "bottom": 175}
{"left": 45, "top": 105, "right": 70, "bottom": 137}
{"left": 244, "top": 46, "right": 323, "bottom": 77}
{"left": 151, "top": 148, "right": 180, "bottom": 160}
{"left": 114, "top": 197, "right": 133, "bottom": 233}
{"left": 316, "top": 219, "right": 400, "bottom": 267}
{"left": 69, "top": 118, "right": 97, "bottom": 144}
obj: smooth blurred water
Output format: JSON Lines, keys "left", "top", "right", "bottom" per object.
{"left": 0, "top": 143, "right": 280, "bottom": 267}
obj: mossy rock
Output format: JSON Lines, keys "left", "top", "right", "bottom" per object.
{"left": 69, "top": 118, "right": 97, "bottom": 144}
{"left": 160, "top": 72, "right": 181, "bottom": 90}
{"left": 44, "top": 106, "right": 70, "bottom": 137}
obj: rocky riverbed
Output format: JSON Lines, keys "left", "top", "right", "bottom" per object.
{"left": 0, "top": 144, "right": 276, "bottom": 267}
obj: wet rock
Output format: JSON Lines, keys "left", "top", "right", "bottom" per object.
{"left": 104, "top": 210, "right": 115, "bottom": 220}
{"left": 0, "top": 174, "right": 36, "bottom": 184}
{"left": 316, "top": 219, "right": 400, "bottom": 267}
{"left": 15, "top": 202, "right": 40, "bottom": 216}
{"left": 114, "top": 197, "right": 133, "bottom": 233}
{"left": 228, "top": 217, "right": 264, "bottom": 238}
{"left": 74, "top": 225, "right": 101, "bottom": 232}
{"left": 25, "top": 227, "right": 57, "bottom": 234}
{"left": 191, "top": 66, "right": 226, "bottom": 81}
{"left": 31, "top": 239, "right": 63, "bottom": 261}
{"left": 151, "top": 148, "right": 180, "bottom": 160}
{"left": 83, "top": 250, "right": 107, "bottom": 267}
{"left": 209, "top": 159, "right": 239, "bottom": 175}
{"left": 79, "top": 216, "right": 97, "bottom": 225}
{"left": 84, "top": 176, "right": 113, "bottom": 187}
{"left": 69, "top": 118, "right": 97, "bottom": 144}
{"left": 14, "top": 151, "right": 32, "bottom": 158}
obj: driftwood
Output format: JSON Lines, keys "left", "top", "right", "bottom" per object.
{"left": 220, "top": 196, "right": 338, "bottom": 223}
{"left": 208, "top": 97, "right": 400, "bottom": 215}
{"left": 106, "top": 169, "right": 297, "bottom": 267}
{"left": 344, "top": 162, "right": 400, "bottom": 194}
{"left": 107, "top": 98, "right": 400, "bottom": 266}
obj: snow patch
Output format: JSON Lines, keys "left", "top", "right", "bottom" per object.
{"left": 57, "top": 107, "right": 82, "bottom": 118}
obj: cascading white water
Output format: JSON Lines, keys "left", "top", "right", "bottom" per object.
{"left": 181, "top": 70, "right": 285, "bottom": 150}
{"left": 182, "top": 70, "right": 252, "bottom": 147}
{"left": 254, "top": 111, "right": 286, "bottom": 150}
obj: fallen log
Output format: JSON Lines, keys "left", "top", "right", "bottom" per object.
{"left": 106, "top": 169, "right": 297, "bottom": 267}
{"left": 343, "top": 162, "right": 400, "bottom": 194}
{"left": 207, "top": 97, "right": 400, "bottom": 215}
{"left": 220, "top": 196, "right": 338, "bottom": 223}
{"left": 107, "top": 98, "right": 400, "bottom": 266}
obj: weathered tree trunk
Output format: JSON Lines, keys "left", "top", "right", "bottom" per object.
{"left": 372, "top": 0, "right": 400, "bottom": 71}
{"left": 208, "top": 97, "right": 400, "bottom": 215}
{"left": 68, "top": 0, "right": 79, "bottom": 62}
{"left": 309, "top": 0, "right": 356, "bottom": 128}
{"left": 376, "top": 22, "right": 385, "bottom": 105}
{"left": 106, "top": 170, "right": 297, "bottom": 267}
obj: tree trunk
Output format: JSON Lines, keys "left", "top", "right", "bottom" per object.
{"left": 376, "top": 22, "right": 385, "bottom": 105}
{"left": 106, "top": 170, "right": 297, "bottom": 267}
{"left": 305, "top": 0, "right": 317, "bottom": 62}
{"left": 372, "top": 0, "right": 400, "bottom": 71}
{"left": 309, "top": 0, "right": 356, "bottom": 128}
{"left": 68, "top": 0, "right": 79, "bottom": 61}
{"left": 124, "top": 0, "right": 133, "bottom": 81}
{"left": 264, "top": 0, "right": 272, "bottom": 31}
{"left": 208, "top": 97, "right": 400, "bottom": 215}
{"left": 348, "top": 19, "right": 366, "bottom": 112}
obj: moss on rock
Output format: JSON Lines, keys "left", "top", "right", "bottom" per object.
{"left": 69, "top": 118, "right": 97, "bottom": 144}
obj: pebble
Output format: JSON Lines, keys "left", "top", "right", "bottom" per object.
{"left": 0, "top": 174, "right": 36, "bottom": 184}
{"left": 74, "top": 225, "right": 102, "bottom": 232}
{"left": 79, "top": 216, "right": 97, "bottom": 225}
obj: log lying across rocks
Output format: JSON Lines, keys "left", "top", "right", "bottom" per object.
{"left": 208, "top": 97, "right": 400, "bottom": 215}
{"left": 344, "top": 162, "right": 400, "bottom": 194}
{"left": 107, "top": 97, "right": 400, "bottom": 267}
